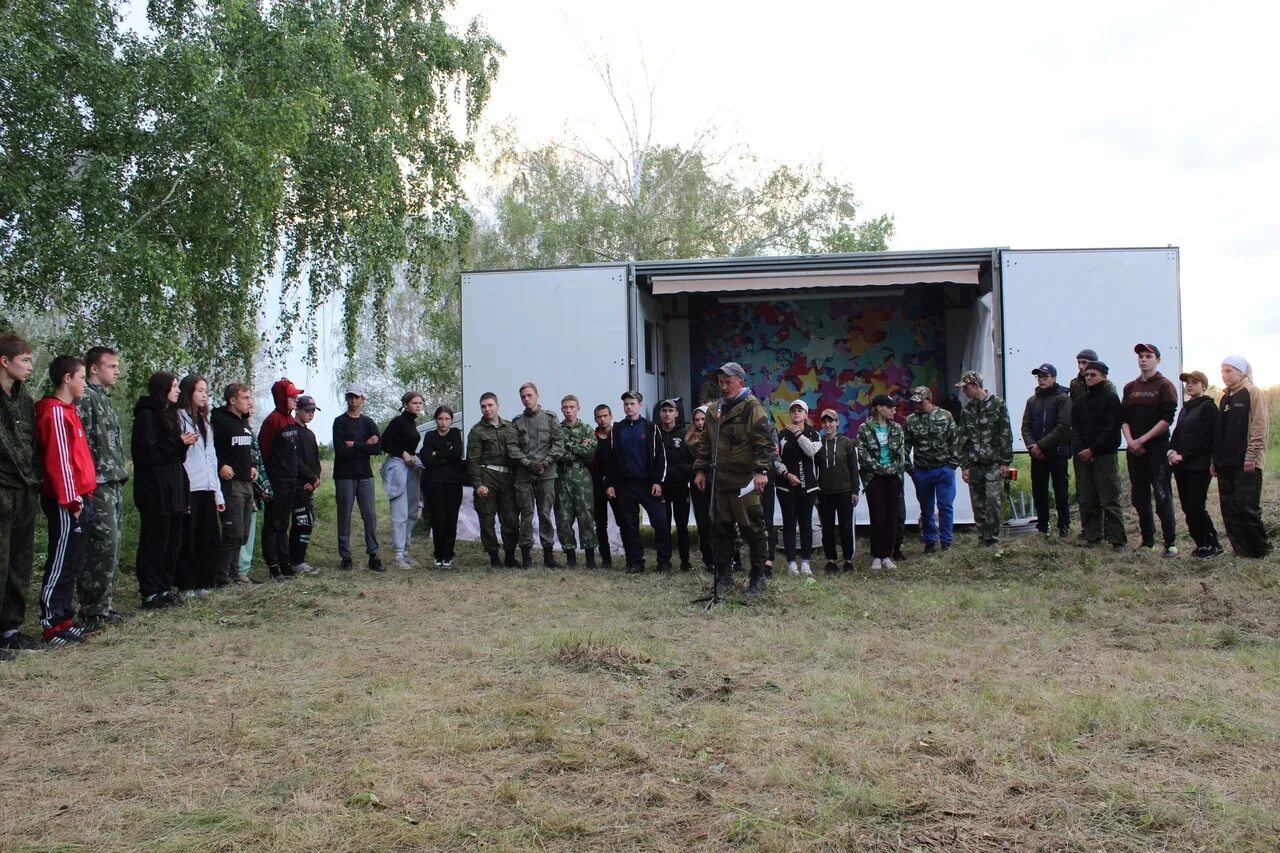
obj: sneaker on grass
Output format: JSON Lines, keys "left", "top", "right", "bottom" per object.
{"left": 45, "top": 629, "right": 86, "bottom": 648}
{"left": 0, "top": 632, "right": 44, "bottom": 652}
{"left": 1162, "top": 545, "right": 1179, "bottom": 559}
{"left": 800, "top": 560, "right": 812, "bottom": 576}
{"left": 870, "top": 558, "right": 883, "bottom": 571}
{"left": 296, "top": 563, "right": 320, "bottom": 575}
{"left": 786, "top": 561, "right": 799, "bottom": 576}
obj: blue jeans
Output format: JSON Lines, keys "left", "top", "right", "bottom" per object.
{"left": 912, "top": 465, "right": 956, "bottom": 545}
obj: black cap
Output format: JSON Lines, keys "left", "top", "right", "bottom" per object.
{"left": 1031, "top": 363, "right": 1057, "bottom": 377}
{"left": 1134, "top": 342, "right": 1161, "bottom": 359}
{"left": 1075, "top": 348, "right": 1098, "bottom": 362}
{"left": 1085, "top": 360, "right": 1109, "bottom": 376}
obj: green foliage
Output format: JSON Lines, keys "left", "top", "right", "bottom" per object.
{"left": 470, "top": 129, "right": 894, "bottom": 268}
{"left": 0, "top": 0, "right": 500, "bottom": 388}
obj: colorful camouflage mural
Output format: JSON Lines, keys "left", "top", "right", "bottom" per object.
{"left": 689, "top": 293, "right": 947, "bottom": 434}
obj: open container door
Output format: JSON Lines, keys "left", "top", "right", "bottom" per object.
{"left": 462, "top": 266, "right": 630, "bottom": 424}
{"left": 1000, "top": 248, "right": 1181, "bottom": 451}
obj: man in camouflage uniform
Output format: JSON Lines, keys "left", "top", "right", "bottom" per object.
{"left": 0, "top": 335, "right": 42, "bottom": 658}
{"left": 75, "top": 347, "right": 129, "bottom": 630}
{"left": 956, "top": 370, "right": 1014, "bottom": 549}
{"left": 904, "top": 386, "right": 959, "bottom": 554}
{"left": 693, "top": 362, "right": 774, "bottom": 598}
{"left": 467, "top": 392, "right": 519, "bottom": 568}
{"left": 554, "top": 395, "right": 598, "bottom": 568}
{"left": 509, "top": 382, "right": 565, "bottom": 568}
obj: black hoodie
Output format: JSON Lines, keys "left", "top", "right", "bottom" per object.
{"left": 131, "top": 395, "right": 190, "bottom": 514}
{"left": 211, "top": 404, "right": 254, "bottom": 481}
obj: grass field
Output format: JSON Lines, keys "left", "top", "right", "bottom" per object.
{"left": 2, "top": 460, "right": 1278, "bottom": 851}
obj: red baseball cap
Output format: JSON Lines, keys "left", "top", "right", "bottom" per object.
{"left": 273, "top": 378, "right": 305, "bottom": 398}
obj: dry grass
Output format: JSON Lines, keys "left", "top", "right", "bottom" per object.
{"left": 2, "top": 467, "right": 1278, "bottom": 851}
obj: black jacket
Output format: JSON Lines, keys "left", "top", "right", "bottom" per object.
{"left": 297, "top": 424, "right": 321, "bottom": 485}
{"left": 606, "top": 417, "right": 667, "bottom": 488}
{"left": 1021, "top": 384, "right": 1073, "bottom": 457}
{"left": 1169, "top": 395, "right": 1217, "bottom": 472}
{"left": 778, "top": 425, "right": 821, "bottom": 493}
{"left": 211, "top": 405, "right": 254, "bottom": 482}
{"left": 657, "top": 426, "right": 693, "bottom": 488}
{"left": 420, "top": 427, "right": 465, "bottom": 485}
{"left": 1070, "top": 383, "right": 1123, "bottom": 456}
{"left": 131, "top": 396, "right": 190, "bottom": 515}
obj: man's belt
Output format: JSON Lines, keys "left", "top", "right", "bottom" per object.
{"left": 482, "top": 464, "right": 511, "bottom": 474}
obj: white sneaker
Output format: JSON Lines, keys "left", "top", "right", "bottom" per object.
{"left": 881, "top": 557, "right": 897, "bottom": 570}
{"left": 787, "top": 561, "right": 800, "bottom": 576}
{"left": 393, "top": 554, "right": 413, "bottom": 569}
{"left": 800, "top": 560, "right": 813, "bottom": 576}
{"left": 870, "top": 558, "right": 883, "bottom": 570}
{"left": 296, "top": 562, "right": 320, "bottom": 576}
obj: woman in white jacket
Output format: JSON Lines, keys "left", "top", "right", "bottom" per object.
{"left": 175, "top": 374, "right": 225, "bottom": 595}
{"left": 777, "top": 400, "right": 822, "bottom": 576}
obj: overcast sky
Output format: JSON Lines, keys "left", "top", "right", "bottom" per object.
{"left": 123, "top": 1, "right": 1279, "bottom": 437}
{"left": 445, "top": 0, "right": 1278, "bottom": 382}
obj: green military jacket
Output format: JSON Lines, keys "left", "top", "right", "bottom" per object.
{"left": 958, "top": 393, "right": 1014, "bottom": 468}
{"left": 0, "top": 379, "right": 40, "bottom": 491}
{"left": 1069, "top": 374, "right": 1117, "bottom": 402}
{"left": 559, "top": 420, "right": 596, "bottom": 469}
{"left": 77, "top": 382, "right": 128, "bottom": 484}
{"left": 856, "top": 419, "right": 906, "bottom": 478}
{"left": 904, "top": 406, "right": 958, "bottom": 470}
{"left": 509, "top": 407, "right": 564, "bottom": 481}
{"left": 467, "top": 417, "right": 515, "bottom": 482}
{"left": 693, "top": 392, "right": 773, "bottom": 490}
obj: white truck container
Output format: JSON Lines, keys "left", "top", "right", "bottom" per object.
{"left": 461, "top": 246, "right": 1181, "bottom": 524}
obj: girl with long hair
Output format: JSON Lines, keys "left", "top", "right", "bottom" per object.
{"left": 132, "top": 371, "right": 197, "bottom": 607}
{"left": 175, "top": 374, "right": 224, "bottom": 595}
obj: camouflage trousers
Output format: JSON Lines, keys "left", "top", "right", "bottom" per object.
{"left": 554, "top": 467, "right": 598, "bottom": 551}
{"left": 0, "top": 485, "right": 38, "bottom": 633}
{"left": 516, "top": 475, "right": 557, "bottom": 549}
{"left": 968, "top": 463, "right": 1004, "bottom": 543}
{"left": 712, "top": 485, "right": 767, "bottom": 579}
{"left": 474, "top": 469, "right": 518, "bottom": 553}
{"left": 79, "top": 480, "right": 123, "bottom": 618}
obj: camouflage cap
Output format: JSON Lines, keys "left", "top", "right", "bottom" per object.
{"left": 955, "top": 370, "right": 984, "bottom": 388}
{"left": 620, "top": 389, "right": 643, "bottom": 402}
{"left": 908, "top": 386, "right": 932, "bottom": 403}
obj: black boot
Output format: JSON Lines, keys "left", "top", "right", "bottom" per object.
{"left": 504, "top": 548, "right": 517, "bottom": 568}
{"left": 714, "top": 568, "right": 733, "bottom": 598}
{"left": 543, "top": 546, "right": 560, "bottom": 568}
{"left": 585, "top": 550, "right": 597, "bottom": 569}
{"left": 520, "top": 546, "right": 533, "bottom": 569}
{"left": 600, "top": 547, "right": 612, "bottom": 568}
{"left": 747, "top": 566, "right": 766, "bottom": 597}
{"left": 487, "top": 549, "right": 501, "bottom": 568}
{"left": 564, "top": 549, "right": 577, "bottom": 567}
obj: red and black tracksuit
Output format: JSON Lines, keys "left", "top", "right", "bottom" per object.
{"left": 35, "top": 397, "right": 97, "bottom": 637}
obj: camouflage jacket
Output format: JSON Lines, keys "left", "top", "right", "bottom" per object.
{"left": 509, "top": 407, "right": 565, "bottom": 480}
{"left": 693, "top": 392, "right": 773, "bottom": 489}
{"left": 77, "top": 382, "right": 128, "bottom": 484}
{"left": 856, "top": 419, "right": 906, "bottom": 478}
{"left": 466, "top": 417, "right": 515, "bottom": 482}
{"left": 904, "top": 407, "right": 958, "bottom": 470}
{"left": 958, "top": 393, "right": 1014, "bottom": 468}
{"left": 559, "top": 420, "right": 596, "bottom": 469}
{"left": 0, "top": 379, "right": 40, "bottom": 491}
{"left": 250, "top": 430, "right": 272, "bottom": 508}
